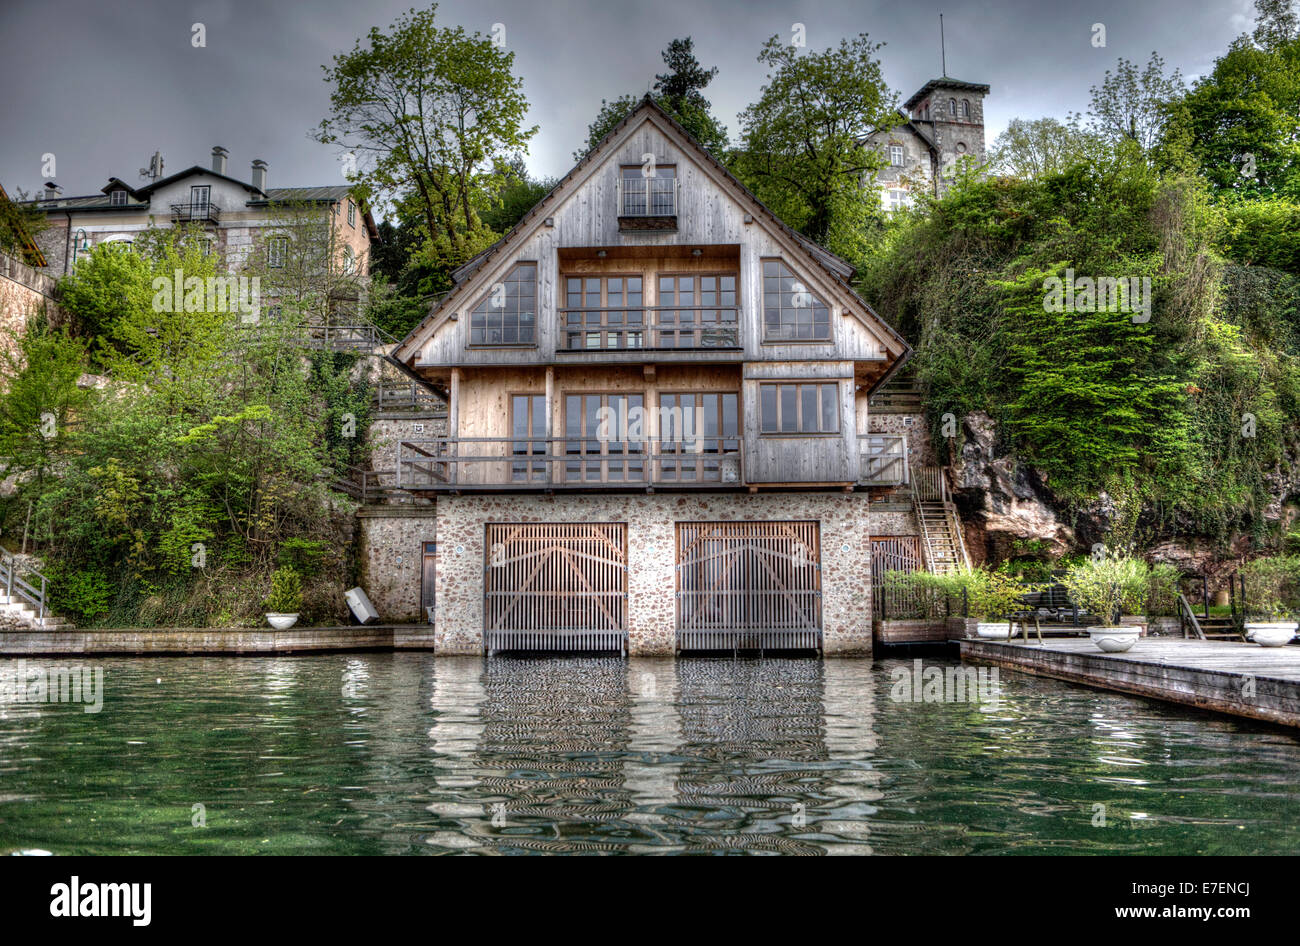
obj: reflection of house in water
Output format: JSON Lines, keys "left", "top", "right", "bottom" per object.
{"left": 471, "top": 657, "right": 635, "bottom": 852}
{"left": 671, "top": 658, "right": 830, "bottom": 854}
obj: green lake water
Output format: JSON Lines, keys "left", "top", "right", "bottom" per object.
{"left": 0, "top": 653, "right": 1297, "bottom": 854}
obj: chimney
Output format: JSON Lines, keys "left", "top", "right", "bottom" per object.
{"left": 43, "top": 182, "right": 63, "bottom": 204}
{"left": 251, "top": 159, "right": 267, "bottom": 192}
{"left": 211, "top": 146, "right": 229, "bottom": 175}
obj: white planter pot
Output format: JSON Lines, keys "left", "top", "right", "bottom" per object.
{"left": 975, "top": 621, "right": 1013, "bottom": 640}
{"left": 1088, "top": 626, "right": 1139, "bottom": 653}
{"left": 266, "top": 612, "right": 299, "bottom": 630}
{"left": 1244, "top": 622, "right": 1297, "bottom": 647}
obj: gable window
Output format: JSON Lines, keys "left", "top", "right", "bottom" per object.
{"left": 109, "top": 189, "right": 127, "bottom": 206}
{"left": 889, "top": 144, "right": 904, "bottom": 167}
{"left": 761, "top": 259, "right": 831, "bottom": 341}
{"left": 470, "top": 261, "right": 537, "bottom": 346}
{"left": 268, "top": 236, "right": 288, "bottom": 268}
{"left": 759, "top": 382, "right": 839, "bottom": 435}
{"left": 347, "top": 199, "right": 356, "bottom": 227}
{"left": 620, "top": 164, "right": 676, "bottom": 217}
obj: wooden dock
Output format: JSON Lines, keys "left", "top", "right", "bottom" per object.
{"left": 960, "top": 638, "right": 1300, "bottom": 728}
{"left": 0, "top": 624, "right": 436, "bottom": 657}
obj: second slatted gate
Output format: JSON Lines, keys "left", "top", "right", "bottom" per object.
{"left": 675, "top": 521, "right": 822, "bottom": 652}
{"left": 871, "top": 536, "right": 922, "bottom": 620}
{"left": 483, "top": 522, "right": 628, "bottom": 655}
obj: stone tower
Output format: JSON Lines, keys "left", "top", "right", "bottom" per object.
{"left": 901, "top": 77, "right": 990, "bottom": 196}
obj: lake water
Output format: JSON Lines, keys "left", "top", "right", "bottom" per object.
{"left": 1, "top": 653, "right": 1297, "bottom": 854}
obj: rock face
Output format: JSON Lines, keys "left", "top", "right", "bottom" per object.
{"left": 951, "top": 411, "right": 1076, "bottom": 561}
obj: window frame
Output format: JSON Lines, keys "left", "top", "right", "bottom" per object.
{"left": 347, "top": 199, "right": 356, "bottom": 227}
{"left": 467, "top": 260, "right": 539, "bottom": 348}
{"left": 758, "top": 381, "right": 841, "bottom": 436}
{"left": 889, "top": 144, "right": 905, "bottom": 167}
{"left": 759, "top": 258, "right": 834, "bottom": 345}
{"left": 109, "top": 189, "right": 128, "bottom": 207}
{"left": 509, "top": 393, "right": 549, "bottom": 482}
{"left": 619, "top": 163, "right": 677, "bottom": 217}
{"left": 267, "top": 235, "right": 289, "bottom": 269}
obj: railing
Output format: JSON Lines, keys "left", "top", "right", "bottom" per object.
{"left": 330, "top": 467, "right": 401, "bottom": 504}
{"left": 859, "top": 434, "right": 908, "bottom": 485}
{"left": 301, "top": 323, "right": 380, "bottom": 351}
{"left": 912, "top": 465, "right": 947, "bottom": 502}
{"left": 618, "top": 176, "right": 678, "bottom": 218}
{"left": 0, "top": 551, "right": 48, "bottom": 623}
{"left": 170, "top": 202, "right": 221, "bottom": 224}
{"left": 558, "top": 306, "right": 740, "bottom": 351}
{"left": 397, "top": 437, "right": 744, "bottom": 489}
{"left": 374, "top": 381, "right": 445, "bottom": 413}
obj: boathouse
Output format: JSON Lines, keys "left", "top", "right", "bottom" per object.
{"left": 359, "top": 96, "right": 972, "bottom": 656}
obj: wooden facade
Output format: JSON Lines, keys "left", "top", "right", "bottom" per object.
{"left": 389, "top": 98, "right": 910, "bottom": 654}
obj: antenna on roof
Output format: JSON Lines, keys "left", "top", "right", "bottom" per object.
{"left": 940, "top": 14, "right": 947, "bottom": 77}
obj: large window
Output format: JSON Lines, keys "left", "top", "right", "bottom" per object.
{"left": 761, "top": 260, "right": 831, "bottom": 341}
{"left": 563, "top": 275, "right": 644, "bottom": 349}
{"left": 657, "top": 273, "right": 739, "bottom": 348}
{"left": 564, "top": 393, "right": 644, "bottom": 482}
{"left": 470, "top": 262, "right": 537, "bottom": 346}
{"left": 759, "top": 382, "right": 839, "bottom": 434}
{"left": 510, "top": 394, "right": 548, "bottom": 482}
{"left": 658, "top": 392, "right": 740, "bottom": 481}
{"left": 889, "top": 144, "right": 904, "bottom": 167}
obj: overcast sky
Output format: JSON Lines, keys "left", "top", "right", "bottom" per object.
{"left": 0, "top": 0, "right": 1263, "bottom": 212}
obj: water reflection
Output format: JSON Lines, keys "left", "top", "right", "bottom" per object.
{"left": 0, "top": 653, "right": 1297, "bottom": 855}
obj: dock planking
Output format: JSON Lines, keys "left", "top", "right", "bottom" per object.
{"left": 959, "top": 637, "right": 1300, "bottom": 729}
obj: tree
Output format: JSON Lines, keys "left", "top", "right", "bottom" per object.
{"left": 1158, "top": 34, "right": 1300, "bottom": 198}
{"left": 314, "top": 5, "right": 536, "bottom": 262}
{"left": 733, "top": 34, "right": 895, "bottom": 251}
{"left": 990, "top": 117, "right": 1101, "bottom": 179}
{"left": 1087, "top": 52, "right": 1185, "bottom": 152}
{"left": 1253, "top": 0, "right": 1300, "bottom": 48}
{"left": 576, "top": 37, "right": 729, "bottom": 158}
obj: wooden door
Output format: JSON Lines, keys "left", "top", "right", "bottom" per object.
{"left": 675, "top": 521, "right": 822, "bottom": 652}
{"left": 420, "top": 541, "right": 436, "bottom": 623}
{"left": 483, "top": 523, "right": 628, "bottom": 654}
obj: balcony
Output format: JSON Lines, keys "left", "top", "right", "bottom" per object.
{"left": 558, "top": 306, "right": 741, "bottom": 352}
{"left": 170, "top": 201, "right": 221, "bottom": 224}
{"left": 859, "top": 433, "right": 909, "bottom": 486}
{"left": 397, "top": 437, "right": 744, "bottom": 491}
{"left": 617, "top": 176, "right": 677, "bottom": 230}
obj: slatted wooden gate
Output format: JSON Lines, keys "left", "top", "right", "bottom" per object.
{"left": 675, "top": 521, "right": 822, "bottom": 652}
{"left": 871, "top": 536, "right": 921, "bottom": 620}
{"left": 483, "top": 523, "right": 628, "bottom": 655}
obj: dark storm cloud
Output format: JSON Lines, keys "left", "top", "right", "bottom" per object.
{"left": 0, "top": 0, "right": 1259, "bottom": 213}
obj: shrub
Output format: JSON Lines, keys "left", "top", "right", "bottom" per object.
{"left": 264, "top": 566, "right": 303, "bottom": 614}
{"left": 1146, "top": 563, "right": 1182, "bottom": 617}
{"left": 47, "top": 565, "right": 115, "bottom": 624}
{"left": 1061, "top": 554, "right": 1151, "bottom": 623}
{"left": 1238, "top": 556, "right": 1300, "bottom": 621}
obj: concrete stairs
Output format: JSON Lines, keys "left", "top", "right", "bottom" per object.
{"left": 0, "top": 595, "right": 70, "bottom": 630}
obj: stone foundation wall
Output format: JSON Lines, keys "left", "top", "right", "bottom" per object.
{"left": 356, "top": 507, "right": 436, "bottom": 622}
{"left": 430, "top": 492, "right": 874, "bottom": 657}
{"left": 0, "top": 252, "right": 60, "bottom": 355}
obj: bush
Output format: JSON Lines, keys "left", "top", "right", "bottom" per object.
{"left": 1238, "top": 556, "right": 1300, "bottom": 620}
{"left": 1146, "top": 563, "right": 1182, "bottom": 617}
{"left": 883, "top": 566, "right": 1036, "bottom": 621}
{"left": 47, "top": 565, "right": 115, "bottom": 623}
{"left": 1061, "top": 554, "right": 1151, "bottom": 623}
{"left": 264, "top": 566, "right": 303, "bottom": 614}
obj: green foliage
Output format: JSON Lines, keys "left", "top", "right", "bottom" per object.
{"left": 277, "top": 538, "right": 329, "bottom": 578}
{"left": 733, "top": 33, "right": 893, "bottom": 258}
{"left": 884, "top": 566, "right": 1036, "bottom": 621}
{"left": 46, "top": 565, "right": 115, "bottom": 624}
{"left": 265, "top": 566, "right": 303, "bottom": 614}
{"left": 1238, "top": 555, "right": 1300, "bottom": 619}
{"left": 1061, "top": 555, "right": 1152, "bottom": 623}
{"left": 1146, "top": 563, "right": 1183, "bottom": 617}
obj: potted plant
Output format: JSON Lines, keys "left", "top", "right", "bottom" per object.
{"left": 964, "top": 568, "right": 1034, "bottom": 640}
{"left": 1239, "top": 557, "right": 1299, "bottom": 647}
{"left": 264, "top": 566, "right": 303, "bottom": 630}
{"left": 1061, "top": 555, "right": 1148, "bottom": 652}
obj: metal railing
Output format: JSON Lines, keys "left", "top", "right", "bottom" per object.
{"left": 558, "top": 306, "right": 740, "bottom": 350}
{"left": 170, "top": 201, "right": 221, "bottom": 224}
{"left": 374, "top": 381, "right": 445, "bottom": 413}
{"left": 859, "top": 434, "right": 908, "bottom": 485}
{"left": 397, "top": 437, "right": 744, "bottom": 489}
{"left": 0, "top": 551, "right": 48, "bottom": 623}
{"left": 617, "top": 176, "right": 678, "bottom": 218}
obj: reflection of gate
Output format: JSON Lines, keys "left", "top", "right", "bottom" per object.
{"left": 675, "top": 521, "right": 822, "bottom": 652}
{"left": 871, "top": 536, "right": 921, "bottom": 620}
{"left": 484, "top": 523, "right": 628, "bottom": 654}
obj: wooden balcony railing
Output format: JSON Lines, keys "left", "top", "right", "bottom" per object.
{"left": 859, "top": 433, "right": 909, "bottom": 485}
{"left": 170, "top": 202, "right": 221, "bottom": 224}
{"left": 558, "top": 306, "right": 741, "bottom": 351}
{"left": 397, "top": 437, "right": 744, "bottom": 490}
{"left": 374, "top": 381, "right": 445, "bottom": 413}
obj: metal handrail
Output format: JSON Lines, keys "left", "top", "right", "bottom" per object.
{"left": 169, "top": 202, "right": 221, "bottom": 223}
{"left": 397, "top": 437, "right": 744, "bottom": 489}
{"left": 1, "top": 551, "right": 48, "bottom": 622}
{"left": 558, "top": 306, "right": 740, "bottom": 350}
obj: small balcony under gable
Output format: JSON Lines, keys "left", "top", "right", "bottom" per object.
{"left": 617, "top": 164, "right": 677, "bottom": 230}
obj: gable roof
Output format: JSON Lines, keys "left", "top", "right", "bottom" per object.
{"left": 133, "top": 165, "right": 267, "bottom": 198}
{"left": 393, "top": 95, "right": 910, "bottom": 369}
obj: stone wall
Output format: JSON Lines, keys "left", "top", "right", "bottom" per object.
{"left": 428, "top": 491, "right": 874, "bottom": 657}
{"left": 355, "top": 506, "right": 436, "bottom": 622}
{"left": 0, "top": 252, "right": 60, "bottom": 353}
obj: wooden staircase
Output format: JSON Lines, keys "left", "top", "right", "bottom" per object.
{"left": 910, "top": 466, "right": 970, "bottom": 575}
